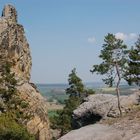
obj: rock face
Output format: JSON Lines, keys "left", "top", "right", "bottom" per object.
{"left": 0, "top": 4, "right": 31, "bottom": 83}
{"left": 17, "top": 83, "right": 51, "bottom": 140}
{"left": 72, "top": 92, "right": 140, "bottom": 128}
{"left": 0, "top": 4, "right": 51, "bottom": 140}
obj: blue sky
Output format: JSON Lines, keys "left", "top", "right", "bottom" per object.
{"left": 0, "top": 0, "right": 140, "bottom": 84}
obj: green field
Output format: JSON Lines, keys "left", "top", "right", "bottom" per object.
{"left": 36, "top": 83, "right": 138, "bottom": 105}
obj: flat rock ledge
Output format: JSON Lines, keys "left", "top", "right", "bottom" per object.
{"left": 59, "top": 124, "right": 140, "bottom": 140}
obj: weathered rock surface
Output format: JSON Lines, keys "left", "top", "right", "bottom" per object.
{"left": 59, "top": 122, "right": 140, "bottom": 140}
{"left": 0, "top": 4, "right": 51, "bottom": 140}
{"left": 60, "top": 91, "right": 140, "bottom": 140}
{"left": 59, "top": 124, "right": 124, "bottom": 140}
{"left": 17, "top": 83, "right": 51, "bottom": 140}
{"left": 0, "top": 4, "right": 31, "bottom": 83}
{"left": 73, "top": 92, "right": 140, "bottom": 128}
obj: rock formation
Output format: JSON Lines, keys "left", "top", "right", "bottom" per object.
{"left": 0, "top": 4, "right": 51, "bottom": 140}
{"left": 72, "top": 92, "right": 140, "bottom": 128}
{"left": 59, "top": 122, "right": 140, "bottom": 140}
{"left": 60, "top": 91, "right": 140, "bottom": 140}
{"left": 59, "top": 124, "right": 124, "bottom": 140}
{"left": 0, "top": 4, "right": 31, "bottom": 83}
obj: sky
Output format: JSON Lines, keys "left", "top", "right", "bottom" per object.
{"left": 0, "top": 0, "right": 140, "bottom": 84}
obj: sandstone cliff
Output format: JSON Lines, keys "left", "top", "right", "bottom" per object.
{"left": 0, "top": 4, "right": 51, "bottom": 140}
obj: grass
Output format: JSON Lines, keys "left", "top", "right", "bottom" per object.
{"left": 48, "top": 109, "right": 62, "bottom": 118}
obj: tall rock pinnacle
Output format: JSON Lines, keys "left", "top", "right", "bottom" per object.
{"left": 2, "top": 4, "right": 17, "bottom": 23}
{"left": 0, "top": 4, "right": 32, "bottom": 83}
{"left": 0, "top": 5, "right": 51, "bottom": 140}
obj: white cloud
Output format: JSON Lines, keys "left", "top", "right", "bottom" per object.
{"left": 115, "top": 32, "right": 127, "bottom": 40}
{"left": 87, "top": 36, "right": 96, "bottom": 44}
{"left": 115, "top": 32, "right": 138, "bottom": 41}
{"left": 129, "top": 33, "right": 138, "bottom": 39}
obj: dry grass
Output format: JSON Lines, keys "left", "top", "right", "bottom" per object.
{"left": 100, "top": 105, "right": 140, "bottom": 134}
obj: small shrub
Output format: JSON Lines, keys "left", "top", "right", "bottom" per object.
{"left": 86, "top": 89, "right": 95, "bottom": 95}
{"left": 0, "top": 114, "right": 35, "bottom": 140}
{"left": 20, "top": 101, "right": 29, "bottom": 109}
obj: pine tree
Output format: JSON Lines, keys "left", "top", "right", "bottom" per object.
{"left": 50, "top": 68, "right": 85, "bottom": 136}
{"left": 125, "top": 36, "right": 140, "bottom": 87}
{"left": 66, "top": 68, "right": 85, "bottom": 98}
{"left": 91, "top": 33, "right": 128, "bottom": 116}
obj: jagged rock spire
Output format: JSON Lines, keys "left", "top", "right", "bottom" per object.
{"left": 0, "top": 4, "right": 31, "bottom": 83}
{"left": 0, "top": 5, "right": 51, "bottom": 139}
{"left": 2, "top": 4, "right": 17, "bottom": 23}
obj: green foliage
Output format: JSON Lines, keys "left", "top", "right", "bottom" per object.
{"left": 0, "top": 114, "right": 35, "bottom": 140}
{"left": 90, "top": 33, "right": 129, "bottom": 116}
{"left": 66, "top": 68, "right": 84, "bottom": 98}
{"left": 50, "top": 68, "right": 85, "bottom": 136}
{"left": 20, "top": 101, "right": 29, "bottom": 109}
{"left": 49, "top": 68, "right": 95, "bottom": 137}
{"left": 90, "top": 33, "right": 128, "bottom": 87}
{"left": 0, "top": 62, "right": 33, "bottom": 139}
{"left": 0, "top": 62, "right": 17, "bottom": 104}
{"left": 125, "top": 35, "right": 140, "bottom": 87}
{"left": 50, "top": 97, "right": 81, "bottom": 134}
{"left": 48, "top": 110, "right": 60, "bottom": 118}
{"left": 85, "top": 88, "right": 95, "bottom": 95}
{"left": 0, "top": 62, "right": 29, "bottom": 112}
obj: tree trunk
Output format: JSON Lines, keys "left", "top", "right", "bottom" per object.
{"left": 115, "top": 63, "right": 122, "bottom": 116}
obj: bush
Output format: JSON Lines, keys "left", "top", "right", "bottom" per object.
{"left": 85, "top": 89, "right": 95, "bottom": 95}
{"left": 20, "top": 101, "right": 29, "bottom": 109}
{"left": 0, "top": 114, "right": 35, "bottom": 140}
{"left": 49, "top": 96, "right": 81, "bottom": 135}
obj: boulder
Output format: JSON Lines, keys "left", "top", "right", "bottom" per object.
{"left": 72, "top": 92, "right": 140, "bottom": 128}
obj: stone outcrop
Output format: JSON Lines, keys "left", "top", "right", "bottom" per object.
{"left": 17, "top": 83, "right": 51, "bottom": 140}
{"left": 0, "top": 4, "right": 31, "bottom": 83}
{"left": 59, "top": 122, "right": 140, "bottom": 140}
{"left": 60, "top": 91, "right": 140, "bottom": 140}
{"left": 72, "top": 92, "right": 140, "bottom": 128}
{"left": 0, "top": 4, "right": 51, "bottom": 140}
{"left": 59, "top": 124, "right": 124, "bottom": 140}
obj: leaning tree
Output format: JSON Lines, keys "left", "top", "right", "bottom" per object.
{"left": 90, "top": 33, "right": 128, "bottom": 116}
